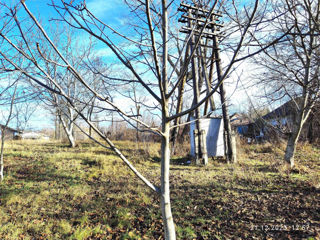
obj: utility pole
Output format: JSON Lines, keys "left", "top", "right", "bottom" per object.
{"left": 178, "top": 2, "right": 236, "bottom": 164}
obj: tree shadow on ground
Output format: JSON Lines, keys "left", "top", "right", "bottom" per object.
{"left": 152, "top": 156, "right": 194, "bottom": 166}
{"left": 170, "top": 177, "right": 320, "bottom": 240}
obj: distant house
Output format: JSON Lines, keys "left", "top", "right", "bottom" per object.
{"left": 306, "top": 103, "right": 320, "bottom": 143}
{"left": 262, "top": 98, "right": 320, "bottom": 142}
{"left": 231, "top": 99, "right": 319, "bottom": 143}
{"left": 21, "top": 132, "right": 50, "bottom": 140}
{"left": 0, "top": 124, "right": 22, "bottom": 140}
{"left": 261, "top": 99, "right": 299, "bottom": 134}
{"left": 230, "top": 113, "right": 257, "bottom": 137}
{"left": 230, "top": 100, "right": 298, "bottom": 141}
{"left": 231, "top": 100, "right": 299, "bottom": 137}
{"left": 262, "top": 101, "right": 296, "bottom": 127}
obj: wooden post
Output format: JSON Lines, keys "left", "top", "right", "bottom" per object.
{"left": 200, "top": 129, "right": 208, "bottom": 165}
{"left": 171, "top": 46, "right": 189, "bottom": 153}
{"left": 193, "top": 129, "right": 199, "bottom": 164}
{"left": 178, "top": 3, "right": 222, "bottom": 165}
{"left": 188, "top": 9, "right": 207, "bottom": 165}
{"left": 211, "top": 15, "right": 236, "bottom": 163}
{"left": 199, "top": 43, "right": 215, "bottom": 115}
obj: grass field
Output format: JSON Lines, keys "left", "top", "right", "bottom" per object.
{"left": 0, "top": 140, "right": 319, "bottom": 239}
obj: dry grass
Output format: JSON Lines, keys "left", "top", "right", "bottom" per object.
{"left": 0, "top": 139, "right": 319, "bottom": 239}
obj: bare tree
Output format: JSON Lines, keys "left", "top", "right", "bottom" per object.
{"left": 254, "top": 0, "right": 320, "bottom": 168}
{"left": 0, "top": 0, "right": 286, "bottom": 238}
{"left": 0, "top": 73, "right": 38, "bottom": 180}
{"left": 0, "top": 80, "right": 17, "bottom": 181}
{"left": 31, "top": 25, "right": 107, "bottom": 147}
{"left": 14, "top": 99, "right": 37, "bottom": 132}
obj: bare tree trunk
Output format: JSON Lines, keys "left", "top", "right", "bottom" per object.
{"left": 66, "top": 129, "right": 76, "bottom": 148}
{"left": 0, "top": 86, "right": 16, "bottom": 181}
{"left": 212, "top": 33, "right": 236, "bottom": 163}
{"left": 161, "top": 114, "right": 176, "bottom": 240}
{"left": 171, "top": 74, "right": 187, "bottom": 154}
{"left": 88, "top": 104, "right": 94, "bottom": 138}
{"left": 55, "top": 109, "right": 62, "bottom": 140}
{"left": 133, "top": 87, "right": 141, "bottom": 143}
{"left": 199, "top": 47, "right": 215, "bottom": 115}
{"left": 88, "top": 107, "right": 93, "bottom": 138}
{"left": 0, "top": 129, "right": 5, "bottom": 181}
{"left": 55, "top": 112, "right": 59, "bottom": 139}
{"left": 284, "top": 48, "right": 312, "bottom": 168}
{"left": 189, "top": 15, "right": 208, "bottom": 165}
{"left": 58, "top": 113, "right": 76, "bottom": 148}
{"left": 161, "top": 0, "right": 176, "bottom": 237}
{"left": 170, "top": 43, "right": 190, "bottom": 154}
{"left": 307, "top": 114, "right": 313, "bottom": 144}
{"left": 284, "top": 135, "right": 298, "bottom": 168}
{"left": 219, "top": 84, "right": 236, "bottom": 163}
{"left": 284, "top": 117, "right": 303, "bottom": 168}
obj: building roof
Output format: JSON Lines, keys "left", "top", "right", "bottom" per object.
{"left": 262, "top": 99, "right": 301, "bottom": 120}
{"left": 0, "top": 124, "right": 22, "bottom": 133}
{"left": 230, "top": 113, "right": 253, "bottom": 127}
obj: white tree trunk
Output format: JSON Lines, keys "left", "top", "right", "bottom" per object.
{"left": 284, "top": 121, "right": 302, "bottom": 168}
{"left": 0, "top": 151, "right": 4, "bottom": 181}
{"left": 0, "top": 130, "right": 5, "bottom": 181}
{"left": 160, "top": 120, "right": 176, "bottom": 240}
{"left": 58, "top": 112, "right": 76, "bottom": 148}
{"left": 160, "top": 0, "right": 176, "bottom": 237}
{"left": 284, "top": 135, "right": 297, "bottom": 168}
{"left": 65, "top": 129, "right": 76, "bottom": 148}
{"left": 0, "top": 162, "right": 3, "bottom": 181}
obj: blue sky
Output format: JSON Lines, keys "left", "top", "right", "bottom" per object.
{"left": 0, "top": 0, "right": 268, "bottom": 131}
{"left": 7, "top": 0, "right": 131, "bottom": 131}
{"left": 26, "top": 0, "right": 127, "bottom": 23}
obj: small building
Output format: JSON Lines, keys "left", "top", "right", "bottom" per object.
{"left": 262, "top": 101, "right": 295, "bottom": 130}
{"left": 230, "top": 113, "right": 253, "bottom": 136}
{"left": 21, "top": 132, "right": 50, "bottom": 140}
{"left": 190, "top": 117, "right": 225, "bottom": 157}
{"left": 0, "top": 124, "right": 22, "bottom": 140}
{"left": 261, "top": 98, "right": 320, "bottom": 142}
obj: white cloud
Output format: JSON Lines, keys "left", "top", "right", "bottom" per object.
{"left": 93, "top": 43, "right": 140, "bottom": 59}
{"left": 94, "top": 47, "right": 115, "bottom": 58}
{"left": 86, "top": 0, "right": 122, "bottom": 19}
{"left": 115, "top": 16, "right": 128, "bottom": 26}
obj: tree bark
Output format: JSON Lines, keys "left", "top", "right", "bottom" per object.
{"left": 284, "top": 117, "right": 303, "bottom": 168}
{"left": 161, "top": 0, "right": 176, "bottom": 238}
{"left": 161, "top": 116, "right": 176, "bottom": 240}
{"left": 284, "top": 134, "right": 297, "bottom": 168}
{"left": 0, "top": 128, "right": 4, "bottom": 181}
{"left": 58, "top": 113, "right": 76, "bottom": 148}
{"left": 188, "top": 11, "right": 208, "bottom": 165}
{"left": 212, "top": 29, "right": 236, "bottom": 163}
{"left": 0, "top": 86, "right": 16, "bottom": 181}
{"left": 219, "top": 83, "right": 236, "bottom": 163}
{"left": 66, "top": 129, "right": 76, "bottom": 148}
{"left": 307, "top": 113, "right": 314, "bottom": 144}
